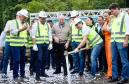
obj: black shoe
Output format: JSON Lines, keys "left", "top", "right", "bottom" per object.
{"left": 53, "top": 71, "right": 61, "bottom": 74}
{"left": 20, "top": 76, "right": 29, "bottom": 80}
{"left": 69, "top": 66, "right": 73, "bottom": 70}
{"left": 79, "top": 72, "right": 83, "bottom": 76}
{"left": 52, "top": 66, "right": 56, "bottom": 69}
{"left": 108, "top": 78, "right": 118, "bottom": 83}
{"left": 30, "top": 71, "right": 33, "bottom": 76}
{"left": 64, "top": 72, "right": 67, "bottom": 76}
{"left": 35, "top": 77, "right": 43, "bottom": 81}
{"left": 117, "top": 79, "right": 128, "bottom": 84}
{"left": 71, "top": 71, "right": 78, "bottom": 74}
{"left": 13, "top": 78, "right": 20, "bottom": 82}
{"left": 45, "top": 66, "right": 50, "bottom": 69}
{"left": 40, "top": 73, "right": 49, "bottom": 77}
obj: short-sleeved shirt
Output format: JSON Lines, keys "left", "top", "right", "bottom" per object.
{"left": 82, "top": 24, "right": 91, "bottom": 37}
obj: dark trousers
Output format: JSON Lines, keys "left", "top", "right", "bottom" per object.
{"left": 98, "top": 46, "right": 107, "bottom": 72}
{"left": 85, "top": 49, "right": 91, "bottom": 72}
{"left": 11, "top": 46, "right": 26, "bottom": 78}
{"left": 35, "top": 44, "right": 48, "bottom": 77}
{"left": 29, "top": 48, "right": 38, "bottom": 73}
{"left": 54, "top": 43, "right": 67, "bottom": 74}
{"left": 46, "top": 48, "right": 56, "bottom": 68}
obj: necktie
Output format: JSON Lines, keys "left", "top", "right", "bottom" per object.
{"left": 95, "top": 27, "right": 98, "bottom": 33}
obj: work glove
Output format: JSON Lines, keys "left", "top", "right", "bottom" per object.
{"left": 74, "top": 48, "right": 79, "bottom": 53}
{"left": 32, "top": 44, "right": 38, "bottom": 51}
{"left": 48, "top": 43, "right": 53, "bottom": 50}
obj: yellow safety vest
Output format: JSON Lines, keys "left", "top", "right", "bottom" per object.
{"left": 71, "top": 24, "right": 82, "bottom": 42}
{"left": 111, "top": 12, "right": 128, "bottom": 42}
{"left": 5, "top": 34, "right": 10, "bottom": 42}
{"left": 36, "top": 22, "right": 49, "bottom": 44}
{"left": 10, "top": 20, "right": 28, "bottom": 47}
{"left": 87, "top": 28, "right": 103, "bottom": 47}
{"left": 28, "top": 36, "right": 33, "bottom": 47}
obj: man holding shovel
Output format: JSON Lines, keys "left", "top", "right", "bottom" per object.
{"left": 73, "top": 18, "right": 103, "bottom": 81}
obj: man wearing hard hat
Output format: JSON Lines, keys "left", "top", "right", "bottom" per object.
{"left": 70, "top": 10, "right": 85, "bottom": 76}
{"left": 31, "top": 11, "right": 52, "bottom": 80}
{"left": 0, "top": 11, "right": 21, "bottom": 79}
{"left": 9, "top": 9, "right": 29, "bottom": 81}
{"left": 74, "top": 18, "right": 103, "bottom": 81}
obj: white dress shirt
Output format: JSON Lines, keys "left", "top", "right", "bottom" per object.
{"left": 0, "top": 20, "right": 12, "bottom": 47}
{"left": 0, "top": 31, "right": 6, "bottom": 47}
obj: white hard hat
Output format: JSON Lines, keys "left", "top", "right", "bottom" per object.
{"left": 70, "top": 10, "right": 79, "bottom": 17}
{"left": 38, "top": 11, "right": 47, "bottom": 18}
{"left": 16, "top": 11, "right": 21, "bottom": 16}
{"left": 74, "top": 18, "right": 82, "bottom": 25}
{"left": 20, "top": 9, "right": 29, "bottom": 17}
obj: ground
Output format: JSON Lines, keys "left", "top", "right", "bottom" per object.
{"left": 0, "top": 64, "right": 124, "bottom": 84}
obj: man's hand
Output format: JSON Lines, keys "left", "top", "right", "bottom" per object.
{"left": 32, "top": 44, "right": 38, "bottom": 51}
{"left": 64, "top": 42, "right": 69, "bottom": 49}
{"left": 54, "top": 37, "right": 59, "bottom": 43}
{"left": 22, "top": 23, "right": 28, "bottom": 30}
{"left": 123, "top": 41, "right": 128, "bottom": 48}
{"left": 48, "top": 43, "right": 53, "bottom": 50}
{"left": 74, "top": 48, "right": 79, "bottom": 53}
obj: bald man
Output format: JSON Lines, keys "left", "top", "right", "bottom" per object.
{"left": 52, "top": 15, "right": 71, "bottom": 76}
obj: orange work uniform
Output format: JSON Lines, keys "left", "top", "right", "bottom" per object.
{"left": 103, "top": 21, "right": 112, "bottom": 77}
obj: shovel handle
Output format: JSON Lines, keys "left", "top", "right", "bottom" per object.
{"left": 68, "top": 47, "right": 88, "bottom": 55}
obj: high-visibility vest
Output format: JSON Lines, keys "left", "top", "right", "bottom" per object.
{"left": 10, "top": 20, "right": 28, "bottom": 47}
{"left": 28, "top": 36, "right": 33, "bottom": 47}
{"left": 71, "top": 24, "right": 82, "bottom": 42}
{"left": 26, "top": 31, "right": 33, "bottom": 47}
{"left": 36, "top": 22, "right": 49, "bottom": 44}
{"left": 87, "top": 28, "right": 103, "bottom": 47}
{"left": 5, "top": 33, "right": 10, "bottom": 42}
{"left": 111, "top": 12, "right": 128, "bottom": 42}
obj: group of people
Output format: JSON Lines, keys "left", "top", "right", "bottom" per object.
{"left": 0, "top": 3, "right": 129, "bottom": 84}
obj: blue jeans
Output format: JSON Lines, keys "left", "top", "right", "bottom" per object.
{"left": 71, "top": 42, "right": 85, "bottom": 72}
{"left": 112, "top": 42, "right": 129, "bottom": 80}
{"left": 11, "top": 46, "right": 26, "bottom": 78}
{"left": 36, "top": 44, "right": 48, "bottom": 77}
{"left": 2, "top": 42, "right": 12, "bottom": 74}
{"left": 0, "top": 48, "right": 4, "bottom": 71}
{"left": 91, "top": 42, "right": 103, "bottom": 76}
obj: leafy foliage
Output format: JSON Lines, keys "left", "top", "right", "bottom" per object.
{"left": 0, "top": 0, "right": 128, "bottom": 30}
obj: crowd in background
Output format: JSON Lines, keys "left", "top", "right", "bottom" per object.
{"left": 0, "top": 3, "right": 129, "bottom": 84}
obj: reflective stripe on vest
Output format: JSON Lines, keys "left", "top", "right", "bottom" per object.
{"left": 5, "top": 34, "right": 10, "bottom": 42}
{"left": 71, "top": 24, "right": 82, "bottom": 42}
{"left": 28, "top": 36, "right": 33, "bottom": 47}
{"left": 10, "top": 20, "right": 28, "bottom": 47}
{"left": 87, "top": 29, "right": 103, "bottom": 47}
{"left": 36, "top": 22, "right": 49, "bottom": 44}
{"left": 111, "top": 12, "right": 126, "bottom": 42}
